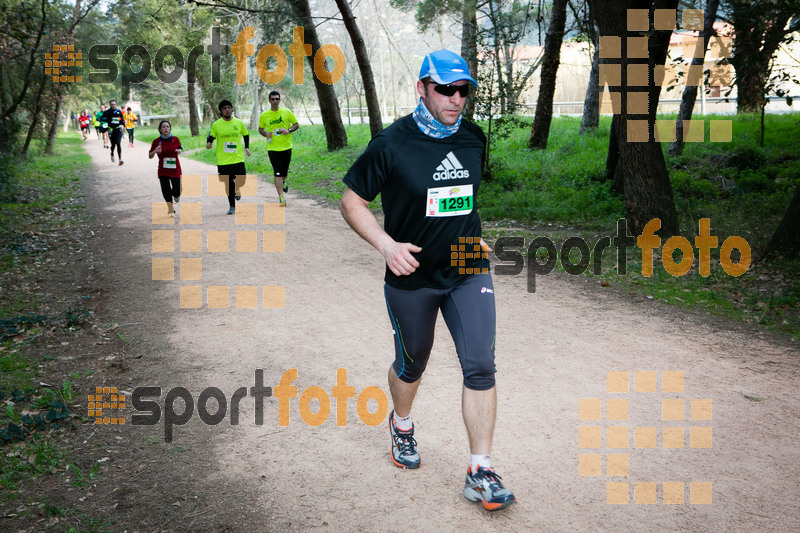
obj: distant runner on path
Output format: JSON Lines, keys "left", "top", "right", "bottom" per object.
{"left": 258, "top": 90, "right": 298, "bottom": 207}
{"left": 206, "top": 99, "right": 250, "bottom": 215}
{"left": 149, "top": 120, "right": 182, "bottom": 217}
{"left": 102, "top": 100, "right": 125, "bottom": 165}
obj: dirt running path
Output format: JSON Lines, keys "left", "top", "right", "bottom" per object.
{"left": 82, "top": 135, "right": 799, "bottom": 532}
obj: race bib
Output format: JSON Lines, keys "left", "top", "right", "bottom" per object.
{"left": 111, "top": 117, "right": 120, "bottom": 125}
{"left": 164, "top": 157, "right": 177, "bottom": 169}
{"left": 426, "top": 184, "right": 474, "bottom": 217}
{"left": 224, "top": 142, "right": 237, "bottom": 153}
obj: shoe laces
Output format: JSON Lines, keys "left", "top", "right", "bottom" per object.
{"left": 393, "top": 425, "right": 417, "bottom": 456}
{"left": 474, "top": 467, "right": 503, "bottom": 488}
{"left": 396, "top": 434, "right": 417, "bottom": 455}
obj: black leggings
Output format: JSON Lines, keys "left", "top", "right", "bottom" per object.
{"left": 109, "top": 128, "right": 123, "bottom": 158}
{"left": 384, "top": 274, "right": 497, "bottom": 391}
{"left": 127, "top": 128, "right": 134, "bottom": 143}
{"left": 268, "top": 149, "right": 292, "bottom": 177}
{"left": 159, "top": 176, "right": 181, "bottom": 203}
{"left": 217, "top": 162, "right": 247, "bottom": 207}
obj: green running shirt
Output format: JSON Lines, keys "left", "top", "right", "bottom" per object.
{"left": 209, "top": 118, "right": 249, "bottom": 165}
{"left": 259, "top": 108, "right": 297, "bottom": 151}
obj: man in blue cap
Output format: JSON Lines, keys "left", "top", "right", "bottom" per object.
{"left": 340, "top": 50, "right": 516, "bottom": 511}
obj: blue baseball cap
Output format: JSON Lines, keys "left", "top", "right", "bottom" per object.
{"left": 419, "top": 49, "right": 477, "bottom": 87}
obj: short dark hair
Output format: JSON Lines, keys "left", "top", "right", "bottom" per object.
{"left": 218, "top": 99, "right": 233, "bottom": 112}
{"left": 268, "top": 91, "right": 280, "bottom": 99}
{"left": 158, "top": 120, "right": 171, "bottom": 131}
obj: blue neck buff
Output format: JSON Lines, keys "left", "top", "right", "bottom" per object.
{"left": 412, "top": 98, "right": 461, "bottom": 138}
{"left": 160, "top": 134, "right": 172, "bottom": 140}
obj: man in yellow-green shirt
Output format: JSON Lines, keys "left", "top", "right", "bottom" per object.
{"left": 206, "top": 99, "right": 251, "bottom": 215}
{"left": 258, "top": 91, "right": 298, "bottom": 207}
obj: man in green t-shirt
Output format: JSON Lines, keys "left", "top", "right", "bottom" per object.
{"left": 258, "top": 91, "right": 298, "bottom": 207}
{"left": 206, "top": 99, "right": 251, "bottom": 215}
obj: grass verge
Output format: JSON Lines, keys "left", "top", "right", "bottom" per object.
{"left": 0, "top": 133, "right": 112, "bottom": 531}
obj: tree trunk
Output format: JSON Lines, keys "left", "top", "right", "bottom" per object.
{"left": 196, "top": 74, "right": 219, "bottom": 121}
{"left": 764, "top": 185, "right": 800, "bottom": 259}
{"left": 668, "top": 0, "right": 720, "bottom": 156}
{"left": 188, "top": 79, "right": 200, "bottom": 136}
{"left": 22, "top": 76, "right": 48, "bottom": 156}
{"left": 592, "top": 0, "right": 680, "bottom": 237}
{"left": 45, "top": 0, "right": 83, "bottom": 155}
{"left": 487, "top": 0, "right": 506, "bottom": 116}
{"left": 44, "top": 92, "right": 64, "bottom": 155}
{"left": 580, "top": 44, "right": 600, "bottom": 134}
{"left": 730, "top": 1, "right": 793, "bottom": 114}
{"left": 287, "top": 0, "right": 347, "bottom": 150}
{"left": 461, "top": 0, "right": 479, "bottom": 120}
{"left": 503, "top": 48, "right": 515, "bottom": 111}
{"left": 1, "top": 0, "right": 47, "bottom": 124}
{"left": 529, "top": 0, "right": 568, "bottom": 149}
{"left": 250, "top": 78, "right": 261, "bottom": 130}
{"left": 578, "top": 0, "right": 600, "bottom": 135}
{"left": 334, "top": 0, "right": 382, "bottom": 137}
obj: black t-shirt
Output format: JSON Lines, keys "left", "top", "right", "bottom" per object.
{"left": 102, "top": 108, "right": 124, "bottom": 129}
{"left": 344, "top": 114, "right": 489, "bottom": 290}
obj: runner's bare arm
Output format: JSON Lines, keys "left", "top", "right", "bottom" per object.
{"left": 340, "top": 187, "right": 421, "bottom": 276}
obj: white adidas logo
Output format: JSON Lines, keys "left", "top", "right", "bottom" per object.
{"left": 432, "top": 151, "right": 470, "bottom": 181}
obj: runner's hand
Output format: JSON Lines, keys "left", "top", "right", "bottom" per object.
{"left": 480, "top": 238, "right": 492, "bottom": 253}
{"left": 155, "top": 144, "right": 162, "bottom": 154}
{"left": 383, "top": 242, "right": 421, "bottom": 276}
{"left": 245, "top": 148, "right": 251, "bottom": 157}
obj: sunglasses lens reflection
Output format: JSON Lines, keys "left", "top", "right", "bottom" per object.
{"left": 433, "top": 84, "right": 469, "bottom": 97}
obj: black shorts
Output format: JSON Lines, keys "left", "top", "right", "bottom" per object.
{"left": 267, "top": 149, "right": 292, "bottom": 177}
{"left": 384, "top": 273, "right": 497, "bottom": 391}
{"left": 217, "top": 162, "right": 247, "bottom": 180}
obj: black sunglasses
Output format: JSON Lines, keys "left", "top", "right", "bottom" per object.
{"left": 428, "top": 82, "right": 470, "bottom": 98}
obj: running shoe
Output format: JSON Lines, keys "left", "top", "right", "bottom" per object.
{"left": 463, "top": 466, "right": 516, "bottom": 511}
{"left": 173, "top": 196, "right": 180, "bottom": 203}
{"left": 119, "top": 160, "right": 124, "bottom": 166}
{"left": 389, "top": 410, "right": 420, "bottom": 469}
{"left": 235, "top": 193, "right": 241, "bottom": 201}
{"left": 279, "top": 196, "right": 286, "bottom": 207}
{"left": 226, "top": 207, "right": 235, "bottom": 215}
{"left": 111, "top": 153, "right": 114, "bottom": 162}
{"left": 282, "top": 182, "right": 288, "bottom": 193}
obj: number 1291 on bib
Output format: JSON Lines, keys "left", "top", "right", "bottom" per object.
{"left": 426, "top": 184, "right": 474, "bottom": 217}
